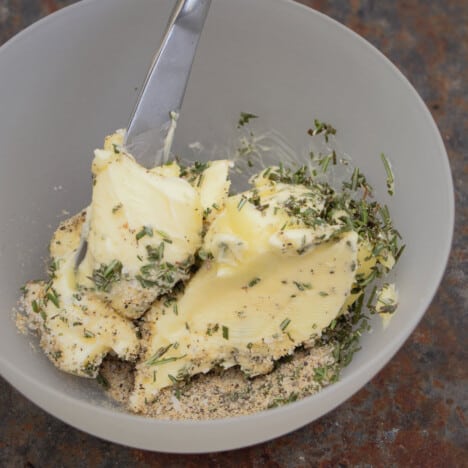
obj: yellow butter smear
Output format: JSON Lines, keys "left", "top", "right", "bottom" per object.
{"left": 20, "top": 120, "right": 402, "bottom": 413}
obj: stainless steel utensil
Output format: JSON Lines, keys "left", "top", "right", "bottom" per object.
{"left": 75, "top": 0, "right": 211, "bottom": 269}
{"left": 124, "top": 0, "right": 211, "bottom": 165}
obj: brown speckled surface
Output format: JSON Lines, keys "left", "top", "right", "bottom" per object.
{"left": 1, "top": 0, "right": 467, "bottom": 466}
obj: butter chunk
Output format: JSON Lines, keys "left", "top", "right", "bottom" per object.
{"left": 77, "top": 132, "right": 204, "bottom": 319}
{"left": 22, "top": 213, "right": 139, "bottom": 378}
{"left": 129, "top": 181, "right": 358, "bottom": 410}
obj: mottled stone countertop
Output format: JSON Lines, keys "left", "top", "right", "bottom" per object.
{"left": 0, "top": 0, "right": 466, "bottom": 466}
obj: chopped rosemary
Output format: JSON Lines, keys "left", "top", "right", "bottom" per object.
{"left": 237, "top": 112, "right": 258, "bottom": 128}
{"left": 380, "top": 153, "right": 395, "bottom": 195}
{"left": 46, "top": 289, "right": 60, "bottom": 308}
{"left": 307, "top": 119, "right": 336, "bottom": 142}
{"left": 155, "top": 229, "right": 172, "bottom": 243}
{"left": 136, "top": 225, "right": 154, "bottom": 241}
{"left": 112, "top": 203, "right": 123, "bottom": 214}
{"left": 146, "top": 243, "right": 165, "bottom": 262}
{"left": 247, "top": 277, "right": 261, "bottom": 288}
{"left": 237, "top": 196, "right": 248, "bottom": 211}
{"left": 83, "top": 329, "right": 95, "bottom": 338}
{"left": 293, "top": 281, "right": 311, "bottom": 291}
{"left": 146, "top": 355, "right": 187, "bottom": 367}
{"left": 31, "top": 300, "right": 41, "bottom": 314}
{"left": 280, "top": 318, "right": 291, "bottom": 331}
{"left": 222, "top": 326, "right": 229, "bottom": 340}
{"left": 96, "top": 373, "right": 109, "bottom": 389}
{"left": 206, "top": 323, "right": 219, "bottom": 336}
{"left": 91, "top": 259, "right": 123, "bottom": 292}
{"left": 145, "top": 344, "right": 173, "bottom": 366}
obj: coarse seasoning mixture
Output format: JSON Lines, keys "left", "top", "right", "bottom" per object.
{"left": 18, "top": 116, "right": 402, "bottom": 419}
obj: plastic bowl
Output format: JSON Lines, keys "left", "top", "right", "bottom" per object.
{"left": 0, "top": 0, "right": 453, "bottom": 453}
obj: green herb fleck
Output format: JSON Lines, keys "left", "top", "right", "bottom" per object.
{"left": 237, "top": 112, "right": 258, "bottom": 128}
{"left": 307, "top": 119, "right": 336, "bottom": 142}
{"left": 247, "top": 277, "right": 261, "bottom": 288}
{"left": 280, "top": 318, "right": 291, "bottom": 331}
{"left": 112, "top": 203, "right": 123, "bottom": 214}
{"left": 156, "top": 230, "right": 172, "bottom": 243}
{"left": 237, "top": 196, "right": 248, "bottom": 211}
{"left": 380, "top": 153, "right": 395, "bottom": 196}
{"left": 96, "top": 373, "right": 109, "bottom": 389}
{"left": 83, "top": 329, "right": 95, "bottom": 339}
{"left": 31, "top": 300, "right": 41, "bottom": 314}
{"left": 91, "top": 259, "right": 123, "bottom": 292}
{"left": 147, "top": 355, "right": 187, "bottom": 367}
{"left": 293, "top": 281, "right": 311, "bottom": 291}
{"left": 222, "top": 326, "right": 229, "bottom": 340}
{"left": 46, "top": 288, "right": 60, "bottom": 308}
{"left": 145, "top": 344, "right": 173, "bottom": 366}
{"left": 136, "top": 225, "right": 154, "bottom": 241}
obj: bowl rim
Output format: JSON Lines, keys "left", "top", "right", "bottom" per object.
{"left": 0, "top": 0, "right": 454, "bottom": 453}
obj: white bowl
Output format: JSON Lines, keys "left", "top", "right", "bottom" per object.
{"left": 0, "top": 0, "right": 453, "bottom": 453}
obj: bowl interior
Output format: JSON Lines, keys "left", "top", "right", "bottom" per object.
{"left": 0, "top": 0, "right": 453, "bottom": 453}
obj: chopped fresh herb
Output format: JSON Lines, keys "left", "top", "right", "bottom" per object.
{"left": 319, "top": 291, "right": 329, "bottom": 297}
{"left": 145, "top": 344, "right": 173, "bottom": 366}
{"left": 83, "top": 329, "right": 95, "bottom": 338}
{"left": 96, "top": 373, "right": 109, "bottom": 389}
{"left": 168, "top": 374, "right": 178, "bottom": 384}
{"left": 31, "top": 300, "right": 41, "bottom": 314}
{"left": 136, "top": 225, "right": 154, "bottom": 241}
{"left": 237, "top": 112, "right": 258, "bottom": 128}
{"left": 280, "top": 318, "right": 291, "bottom": 331}
{"left": 198, "top": 249, "right": 214, "bottom": 261}
{"left": 83, "top": 362, "right": 97, "bottom": 377}
{"left": 395, "top": 244, "right": 406, "bottom": 263}
{"left": 318, "top": 152, "right": 336, "bottom": 173}
{"left": 237, "top": 196, "right": 248, "bottom": 211}
{"left": 307, "top": 119, "right": 336, "bottom": 142}
{"left": 48, "top": 259, "right": 59, "bottom": 279}
{"left": 206, "top": 323, "right": 219, "bottom": 336}
{"left": 293, "top": 281, "right": 311, "bottom": 291}
{"left": 222, "top": 325, "right": 229, "bottom": 340}
{"left": 247, "top": 277, "right": 261, "bottom": 288}
{"left": 46, "top": 289, "right": 60, "bottom": 308}
{"left": 173, "top": 304, "right": 178, "bottom": 316}
{"left": 146, "top": 355, "right": 187, "bottom": 367}
{"left": 112, "top": 203, "right": 123, "bottom": 214}
{"left": 155, "top": 230, "right": 172, "bottom": 243}
{"left": 91, "top": 259, "right": 122, "bottom": 292}
{"left": 381, "top": 153, "right": 395, "bottom": 195}
{"left": 146, "top": 243, "right": 165, "bottom": 262}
